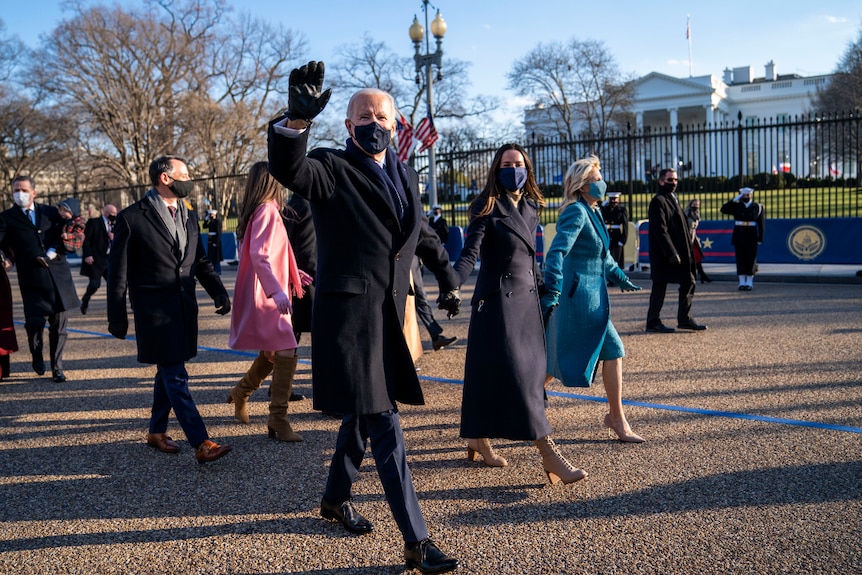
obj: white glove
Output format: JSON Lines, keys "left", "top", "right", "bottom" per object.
{"left": 46, "top": 249, "right": 57, "bottom": 260}
{"left": 733, "top": 193, "right": 743, "bottom": 202}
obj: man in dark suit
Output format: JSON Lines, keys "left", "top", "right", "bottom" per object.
{"left": 0, "top": 176, "right": 79, "bottom": 382}
{"left": 80, "top": 204, "right": 118, "bottom": 314}
{"left": 268, "top": 62, "right": 460, "bottom": 575}
{"left": 645, "top": 168, "right": 707, "bottom": 333}
{"left": 107, "top": 155, "right": 233, "bottom": 464}
{"left": 428, "top": 204, "right": 448, "bottom": 245}
{"left": 601, "top": 191, "right": 628, "bottom": 269}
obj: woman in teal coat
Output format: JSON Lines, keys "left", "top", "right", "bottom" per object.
{"left": 541, "top": 155, "right": 645, "bottom": 443}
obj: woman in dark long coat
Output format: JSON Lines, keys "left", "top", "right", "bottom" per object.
{"left": 453, "top": 143, "right": 586, "bottom": 485}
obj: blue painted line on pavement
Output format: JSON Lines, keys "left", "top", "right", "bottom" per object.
{"left": 51, "top": 324, "right": 862, "bottom": 435}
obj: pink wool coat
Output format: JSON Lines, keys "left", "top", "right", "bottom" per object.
{"left": 228, "top": 201, "right": 301, "bottom": 351}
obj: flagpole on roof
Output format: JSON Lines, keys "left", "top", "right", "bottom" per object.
{"left": 687, "top": 14, "right": 693, "bottom": 77}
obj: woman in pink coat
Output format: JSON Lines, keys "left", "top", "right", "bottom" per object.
{"left": 227, "top": 162, "right": 307, "bottom": 442}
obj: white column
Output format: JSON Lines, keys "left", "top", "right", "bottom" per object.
{"left": 635, "top": 112, "right": 644, "bottom": 180}
{"left": 669, "top": 108, "right": 679, "bottom": 168}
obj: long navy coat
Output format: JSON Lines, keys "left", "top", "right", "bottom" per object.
{"left": 453, "top": 197, "right": 551, "bottom": 441}
{"left": 268, "top": 126, "right": 458, "bottom": 416}
{"left": 106, "top": 195, "right": 227, "bottom": 365}
{"left": 648, "top": 190, "right": 695, "bottom": 283}
{"left": 80, "top": 215, "right": 111, "bottom": 279}
{"left": 0, "top": 204, "right": 79, "bottom": 317}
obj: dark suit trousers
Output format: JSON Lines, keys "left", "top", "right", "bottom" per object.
{"left": 150, "top": 363, "right": 208, "bottom": 448}
{"left": 324, "top": 410, "right": 429, "bottom": 543}
{"left": 647, "top": 272, "right": 696, "bottom": 326}
{"left": 412, "top": 264, "right": 442, "bottom": 340}
{"left": 25, "top": 312, "right": 67, "bottom": 370}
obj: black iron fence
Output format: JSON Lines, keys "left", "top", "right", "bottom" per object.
{"left": 18, "top": 111, "right": 861, "bottom": 232}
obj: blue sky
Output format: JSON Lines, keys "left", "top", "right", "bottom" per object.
{"left": 3, "top": 0, "right": 860, "bottom": 123}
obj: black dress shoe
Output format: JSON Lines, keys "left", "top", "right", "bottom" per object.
{"left": 52, "top": 369, "right": 67, "bottom": 383}
{"left": 288, "top": 392, "right": 305, "bottom": 401}
{"left": 677, "top": 321, "right": 707, "bottom": 331}
{"left": 645, "top": 324, "right": 675, "bottom": 333}
{"left": 320, "top": 499, "right": 373, "bottom": 534}
{"left": 404, "top": 538, "right": 459, "bottom": 574}
{"left": 32, "top": 357, "right": 46, "bottom": 376}
{"left": 432, "top": 335, "right": 457, "bottom": 351}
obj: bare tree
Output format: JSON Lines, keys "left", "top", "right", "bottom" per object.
{"left": 507, "top": 37, "right": 635, "bottom": 145}
{"left": 812, "top": 25, "right": 862, "bottom": 179}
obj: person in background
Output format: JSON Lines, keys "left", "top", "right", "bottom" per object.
{"left": 684, "top": 199, "right": 712, "bottom": 284}
{"left": 0, "top": 176, "right": 79, "bottom": 383}
{"left": 56, "top": 198, "right": 86, "bottom": 255}
{"left": 107, "top": 155, "right": 232, "bottom": 464}
{"left": 720, "top": 187, "right": 765, "bottom": 291}
{"left": 80, "top": 204, "right": 118, "bottom": 314}
{"left": 542, "top": 155, "right": 645, "bottom": 444}
{"left": 600, "top": 191, "right": 628, "bottom": 270}
{"left": 645, "top": 168, "right": 707, "bottom": 333}
{"left": 268, "top": 62, "right": 460, "bottom": 574}
{"left": 225, "top": 162, "right": 309, "bottom": 441}
{"left": 0, "top": 249, "right": 18, "bottom": 381}
{"left": 203, "top": 209, "right": 223, "bottom": 274}
{"left": 411, "top": 256, "right": 457, "bottom": 351}
{"left": 453, "top": 142, "right": 587, "bottom": 484}
{"left": 428, "top": 204, "right": 449, "bottom": 245}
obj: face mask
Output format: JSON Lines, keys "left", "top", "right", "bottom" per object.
{"left": 588, "top": 180, "right": 607, "bottom": 201}
{"left": 13, "top": 191, "right": 31, "bottom": 208}
{"left": 107, "top": 215, "right": 117, "bottom": 223}
{"left": 169, "top": 179, "right": 195, "bottom": 198}
{"left": 352, "top": 122, "right": 391, "bottom": 155}
{"left": 660, "top": 181, "right": 677, "bottom": 194}
{"left": 498, "top": 167, "right": 528, "bottom": 192}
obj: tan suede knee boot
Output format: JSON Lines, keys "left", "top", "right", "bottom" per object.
{"left": 226, "top": 352, "right": 273, "bottom": 423}
{"left": 268, "top": 355, "right": 303, "bottom": 442}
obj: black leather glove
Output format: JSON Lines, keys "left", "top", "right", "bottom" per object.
{"left": 108, "top": 321, "right": 128, "bottom": 340}
{"left": 437, "top": 289, "right": 461, "bottom": 319}
{"left": 214, "top": 294, "right": 231, "bottom": 315}
{"left": 287, "top": 61, "right": 332, "bottom": 123}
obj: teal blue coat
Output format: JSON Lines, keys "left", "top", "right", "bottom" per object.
{"left": 543, "top": 198, "right": 628, "bottom": 387}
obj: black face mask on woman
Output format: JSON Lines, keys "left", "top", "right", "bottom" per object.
{"left": 352, "top": 121, "right": 391, "bottom": 155}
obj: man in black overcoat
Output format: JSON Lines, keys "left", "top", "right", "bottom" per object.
{"left": 720, "top": 187, "right": 765, "bottom": 291}
{"left": 106, "top": 155, "right": 233, "bottom": 464}
{"left": 601, "top": 191, "right": 628, "bottom": 269}
{"left": 80, "top": 203, "right": 118, "bottom": 314}
{"left": 645, "top": 168, "right": 707, "bottom": 333}
{"left": 268, "top": 61, "right": 460, "bottom": 575}
{"left": 0, "top": 176, "right": 79, "bottom": 382}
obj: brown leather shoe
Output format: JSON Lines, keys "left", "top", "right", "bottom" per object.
{"left": 146, "top": 433, "right": 180, "bottom": 454}
{"left": 195, "top": 439, "right": 232, "bottom": 464}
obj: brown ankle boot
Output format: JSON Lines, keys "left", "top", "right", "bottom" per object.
{"left": 227, "top": 352, "right": 273, "bottom": 423}
{"left": 534, "top": 436, "right": 587, "bottom": 485}
{"left": 268, "top": 355, "right": 303, "bottom": 442}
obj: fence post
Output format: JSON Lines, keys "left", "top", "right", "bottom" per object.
{"left": 626, "top": 121, "right": 634, "bottom": 210}
{"left": 737, "top": 110, "right": 744, "bottom": 189}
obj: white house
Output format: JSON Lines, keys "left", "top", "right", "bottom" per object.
{"left": 524, "top": 62, "right": 837, "bottom": 180}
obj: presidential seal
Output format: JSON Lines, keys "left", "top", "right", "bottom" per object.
{"left": 787, "top": 225, "right": 826, "bottom": 261}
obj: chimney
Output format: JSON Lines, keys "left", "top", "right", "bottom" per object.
{"left": 765, "top": 60, "right": 776, "bottom": 81}
{"left": 723, "top": 68, "right": 733, "bottom": 84}
{"left": 733, "top": 66, "right": 752, "bottom": 84}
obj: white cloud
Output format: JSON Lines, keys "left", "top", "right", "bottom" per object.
{"left": 824, "top": 15, "right": 849, "bottom": 24}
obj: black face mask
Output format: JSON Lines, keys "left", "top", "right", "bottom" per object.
{"left": 660, "top": 181, "right": 677, "bottom": 194}
{"left": 169, "top": 179, "right": 195, "bottom": 198}
{"left": 352, "top": 121, "right": 391, "bottom": 155}
{"left": 107, "top": 215, "right": 116, "bottom": 223}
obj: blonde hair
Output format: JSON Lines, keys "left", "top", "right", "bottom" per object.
{"left": 559, "top": 155, "right": 601, "bottom": 213}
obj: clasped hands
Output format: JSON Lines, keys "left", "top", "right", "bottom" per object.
{"left": 437, "top": 289, "right": 461, "bottom": 318}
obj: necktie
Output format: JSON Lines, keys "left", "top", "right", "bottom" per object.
{"left": 25, "top": 209, "right": 34, "bottom": 225}
{"left": 168, "top": 205, "right": 176, "bottom": 219}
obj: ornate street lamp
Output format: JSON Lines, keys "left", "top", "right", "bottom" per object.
{"left": 409, "top": 1, "right": 446, "bottom": 208}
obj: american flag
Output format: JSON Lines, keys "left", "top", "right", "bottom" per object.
{"left": 414, "top": 113, "right": 439, "bottom": 153}
{"left": 396, "top": 112, "right": 416, "bottom": 162}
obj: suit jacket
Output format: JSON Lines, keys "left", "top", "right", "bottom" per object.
{"left": 452, "top": 196, "right": 551, "bottom": 441}
{"left": 648, "top": 190, "right": 695, "bottom": 283}
{"left": 80, "top": 215, "right": 112, "bottom": 278}
{"left": 0, "top": 204, "right": 79, "bottom": 316}
{"left": 283, "top": 193, "right": 316, "bottom": 334}
{"left": 268, "top": 123, "right": 458, "bottom": 415}
{"left": 106, "top": 192, "right": 228, "bottom": 365}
